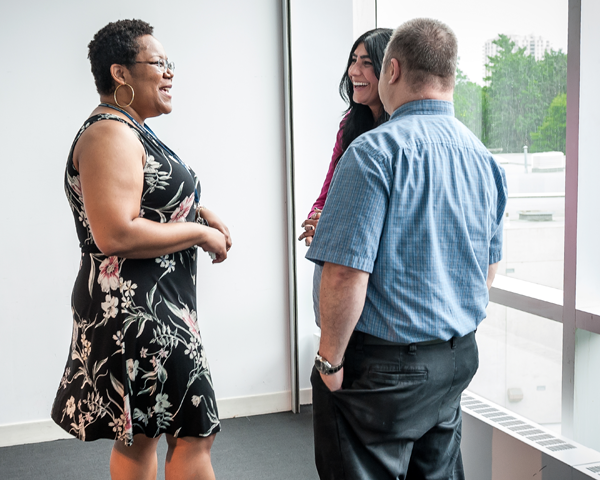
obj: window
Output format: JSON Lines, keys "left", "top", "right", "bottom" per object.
{"left": 376, "top": 0, "right": 600, "bottom": 454}
{"left": 472, "top": 303, "right": 562, "bottom": 431}
{"left": 378, "top": 0, "right": 568, "bottom": 292}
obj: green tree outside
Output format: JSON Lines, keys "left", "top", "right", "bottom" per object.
{"left": 454, "top": 67, "right": 484, "bottom": 140}
{"left": 484, "top": 35, "right": 544, "bottom": 152}
{"left": 452, "top": 34, "right": 567, "bottom": 154}
{"left": 530, "top": 93, "right": 567, "bottom": 154}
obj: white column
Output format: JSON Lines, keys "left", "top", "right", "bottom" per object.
{"left": 572, "top": 0, "right": 600, "bottom": 452}
{"left": 353, "top": 0, "right": 377, "bottom": 40}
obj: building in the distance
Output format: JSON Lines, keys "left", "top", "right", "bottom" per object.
{"left": 483, "top": 34, "right": 552, "bottom": 80}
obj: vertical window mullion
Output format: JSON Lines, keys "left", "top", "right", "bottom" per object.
{"left": 561, "top": 0, "right": 581, "bottom": 438}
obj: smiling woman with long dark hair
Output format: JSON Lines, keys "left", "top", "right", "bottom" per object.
{"left": 51, "top": 19, "right": 231, "bottom": 480}
{"left": 298, "top": 28, "right": 392, "bottom": 324}
{"left": 338, "top": 28, "right": 393, "bottom": 160}
{"left": 299, "top": 28, "right": 392, "bottom": 241}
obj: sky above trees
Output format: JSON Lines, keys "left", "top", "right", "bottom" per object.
{"left": 377, "top": 0, "right": 567, "bottom": 85}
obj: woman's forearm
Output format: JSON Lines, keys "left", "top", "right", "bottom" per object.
{"left": 92, "top": 217, "right": 222, "bottom": 259}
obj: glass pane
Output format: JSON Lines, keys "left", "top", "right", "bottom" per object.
{"left": 499, "top": 166, "right": 564, "bottom": 290}
{"left": 470, "top": 303, "right": 562, "bottom": 430}
{"left": 376, "top": 0, "right": 567, "bottom": 289}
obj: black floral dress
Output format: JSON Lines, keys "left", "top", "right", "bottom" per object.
{"left": 51, "top": 114, "right": 220, "bottom": 445}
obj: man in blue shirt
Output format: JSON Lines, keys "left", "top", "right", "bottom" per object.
{"left": 306, "top": 18, "right": 507, "bottom": 480}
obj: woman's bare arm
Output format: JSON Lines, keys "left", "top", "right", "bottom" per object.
{"left": 75, "top": 120, "right": 227, "bottom": 261}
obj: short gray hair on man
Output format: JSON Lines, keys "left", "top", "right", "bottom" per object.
{"left": 384, "top": 18, "right": 458, "bottom": 92}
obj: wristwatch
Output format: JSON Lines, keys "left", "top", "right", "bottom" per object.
{"left": 314, "top": 353, "right": 344, "bottom": 375}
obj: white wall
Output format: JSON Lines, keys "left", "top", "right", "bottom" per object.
{"left": 0, "top": 0, "right": 291, "bottom": 427}
{"left": 576, "top": 0, "right": 600, "bottom": 311}
{"left": 289, "top": 0, "right": 361, "bottom": 394}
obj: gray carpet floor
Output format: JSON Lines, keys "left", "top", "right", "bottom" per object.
{"left": 0, "top": 407, "right": 318, "bottom": 480}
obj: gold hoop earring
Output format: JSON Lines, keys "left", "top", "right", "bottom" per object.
{"left": 114, "top": 83, "right": 135, "bottom": 108}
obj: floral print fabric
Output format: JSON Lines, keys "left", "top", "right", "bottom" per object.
{"left": 52, "top": 114, "right": 220, "bottom": 445}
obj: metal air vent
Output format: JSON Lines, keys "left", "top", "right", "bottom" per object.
{"left": 586, "top": 464, "right": 600, "bottom": 474}
{"left": 461, "top": 393, "right": 576, "bottom": 453}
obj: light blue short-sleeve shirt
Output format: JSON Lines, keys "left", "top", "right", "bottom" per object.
{"left": 306, "top": 100, "right": 507, "bottom": 343}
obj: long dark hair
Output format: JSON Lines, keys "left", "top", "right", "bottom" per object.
{"left": 338, "top": 28, "right": 393, "bottom": 161}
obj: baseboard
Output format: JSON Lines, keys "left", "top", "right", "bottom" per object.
{"left": 0, "top": 420, "right": 73, "bottom": 448}
{"left": 300, "top": 387, "right": 312, "bottom": 405}
{"left": 217, "top": 391, "right": 292, "bottom": 419}
{"left": 218, "top": 388, "right": 312, "bottom": 418}
{"left": 0, "top": 389, "right": 314, "bottom": 447}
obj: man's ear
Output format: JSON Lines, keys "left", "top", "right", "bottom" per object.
{"left": 389, "top": 58, "right": 401, "bottom": 84}
{"left": 109, "top": 64, "right": 128, "bottom": 86}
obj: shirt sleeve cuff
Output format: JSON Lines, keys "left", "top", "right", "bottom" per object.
{"left": 306, "top": 251, "right": 375, "bottom": 274}
{"left": 489, "top": 250, "right": 502, "bottom": 265}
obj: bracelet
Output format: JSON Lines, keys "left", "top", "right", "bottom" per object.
{"left": 195, "top": 206, "right": 208, "bottom": 225}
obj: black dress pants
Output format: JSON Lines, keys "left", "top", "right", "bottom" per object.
{"left": 311, "top": 331, "right": 478, "bottom": 480}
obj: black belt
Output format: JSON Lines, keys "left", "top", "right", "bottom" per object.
{"left": 350, "top": 331, "right": 476, "bottom": 356}
{"left": 354, "top": 331, "right": 451, "bottom": 347}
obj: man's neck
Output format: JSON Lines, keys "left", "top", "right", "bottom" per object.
{"left": 388, "top": 86, "right": 453, "bottom": 115}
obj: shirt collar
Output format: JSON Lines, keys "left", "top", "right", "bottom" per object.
{"left": 390, "top": 99, "right": 455, "bottom": 120}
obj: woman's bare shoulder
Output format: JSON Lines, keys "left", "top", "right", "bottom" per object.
{"left": 73, "top": 115, "right": 143, "bottom": 170}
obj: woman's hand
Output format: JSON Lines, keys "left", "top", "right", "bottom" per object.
{"left": 198, "top": 207, "right": 233, "bottom": 252}
{"left": 298, "top": 209, "right": 322, "bottom": 246}
{"left": 198, "top": 226, "right": 228, "bottom": 264}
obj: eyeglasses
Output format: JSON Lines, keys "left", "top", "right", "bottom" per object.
{"left": 135, "top": 59, "right": 175, "bottom": 73}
